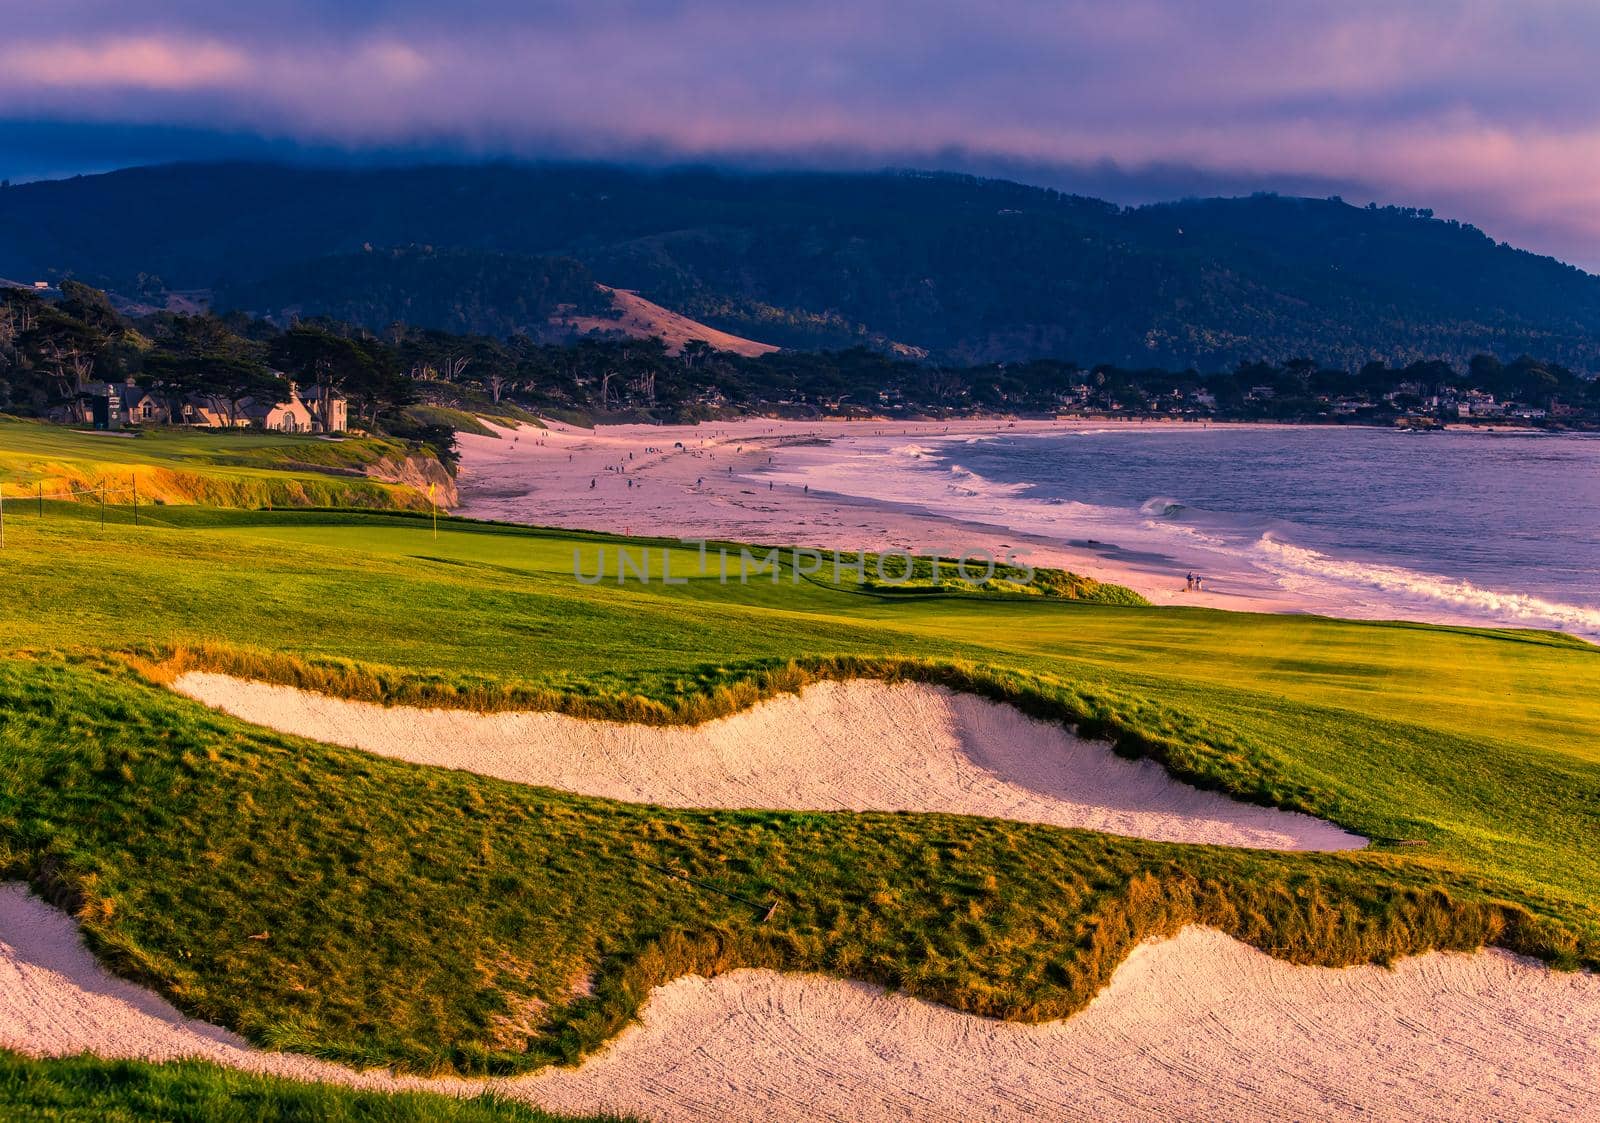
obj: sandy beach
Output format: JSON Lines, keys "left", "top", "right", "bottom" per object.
{"left": 455, "top": 416, "right": 1600, "bottom": 635}
{"left": 456, "top": 416, "right": 1316, "bottom": 615}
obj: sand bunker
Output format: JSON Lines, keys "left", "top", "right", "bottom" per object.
{"left": 3, "top": 882, "right": 1595, "bottom": 1121}
{"left": 173, "top": 673, "right": 1363, "bottom": 850}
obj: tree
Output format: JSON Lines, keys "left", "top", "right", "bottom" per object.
{"left": 139, "top": 354, "right": 212, "bottom": 420}
{"left": 207, "top": 359, "right": 281, "bottom": 428}
{"left": 58, "top": 280, "right": 124, "bottom": 337}
{"left": 22, "top": 313, "right": 106, "bottom": 422}
{"left": 346, "top": 340, "right": 415, "bottom": 430}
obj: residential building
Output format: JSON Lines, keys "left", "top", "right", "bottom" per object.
{"left": 79, "top": 377, "right": 347, "bottom": 433}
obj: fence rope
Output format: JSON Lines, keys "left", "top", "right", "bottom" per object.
{"left": 4, "top": 484, "right": 138, "bottom": 501}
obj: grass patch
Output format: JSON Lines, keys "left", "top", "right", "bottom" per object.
{"left": 0, "top": 509, "right": 1595, "bottom": 1075}
{"left": 404, "top": 406, "right": 504, "bottom": 439}
{"left": 0, "top": 1051, "right": 630, "bottom": 1121}
{"left": 820, "top": 550, "right": 1149, "bottom": 605}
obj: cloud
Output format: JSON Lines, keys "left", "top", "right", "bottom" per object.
{"left": 0, "top": 36, "right": 248, "bottom": 90}
{"left": 0, "top": 1, "right": 1597, "bottom": 268}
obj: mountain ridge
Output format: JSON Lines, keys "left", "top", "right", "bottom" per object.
{"left": 2, "top": 161, "right": 1597, "bottom": 370}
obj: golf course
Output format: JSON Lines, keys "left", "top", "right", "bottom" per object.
{"left": 1, "top": 425, "right": 1598, "bottom": 1119}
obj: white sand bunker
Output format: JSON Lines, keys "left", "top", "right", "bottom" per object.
{"left": 3, "top": 883, "right": 1596, "bottom": 1122}
{"left": 173, "top": 673, "right": 1362, "bottom": 850}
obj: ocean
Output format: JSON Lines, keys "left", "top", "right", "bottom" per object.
{"left": 786, "top": 425, "right": 1600, "bottom": 637}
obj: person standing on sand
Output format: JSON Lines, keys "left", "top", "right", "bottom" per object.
{"left": 1185, "top": 572, "right": 1195, "bottom": 591}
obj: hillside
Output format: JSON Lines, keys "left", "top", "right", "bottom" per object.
{"left": 562, "top": 285, "right": 777, "bottom": 357}
{"left": 2, "top": 163, "right": 1599, "bottom": 369}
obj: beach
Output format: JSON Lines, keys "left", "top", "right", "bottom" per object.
{"left": 455, "top": 417, "right": 1311, "bottom": 614}
{"left": 455, "top": 417, "right": 1600, "bottom": 632}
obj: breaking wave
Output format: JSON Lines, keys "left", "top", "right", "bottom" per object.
{"left": 1139, "top": 496, "right": 1188, "bottom": 518}
{"left": 946, "top": 462, "right": 1029, "bottom": 499}
{"left": 1253, "top": 535, "right": 1600, "bottom": 634}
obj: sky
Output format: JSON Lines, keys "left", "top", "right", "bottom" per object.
{"left": 3, "top": 0, "right": 1598, "bottom": 270}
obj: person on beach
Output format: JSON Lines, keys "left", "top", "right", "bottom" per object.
{"left": 1185, "top": 572, "right": 1195, "bottom": 591}
{"left": 1195, "top": 574, "right": 1204, "bottom": 591}
{"left": 590, "top": 478, "right": 596, "bottom": 489}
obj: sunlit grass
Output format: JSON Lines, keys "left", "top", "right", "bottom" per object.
{"left": 0, "top": 1051, "right": 632, "bottom": 1121}
{"left": 0, "top": 417, "right": 427, "bottom": 510}
{"left": 0, "top": 506, "right": 1596, "bottom": 1078}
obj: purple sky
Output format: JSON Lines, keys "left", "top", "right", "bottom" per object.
{"left": 4, "top": 0, "right": 1598, "bottom": 269}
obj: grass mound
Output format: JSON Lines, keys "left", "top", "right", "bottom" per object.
{"left": 826, "top": 551, "right": 1149, "bottom": 605}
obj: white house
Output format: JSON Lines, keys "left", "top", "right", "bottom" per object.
{"left": 241, "top": 383, "right": 347, "bottom": 433}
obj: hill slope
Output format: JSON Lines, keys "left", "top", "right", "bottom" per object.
{"left": 562, "top": 285, "right": 777, "bottom": 357}
{"left": 3, "top": 162, "right": 1598, "bottom": 368}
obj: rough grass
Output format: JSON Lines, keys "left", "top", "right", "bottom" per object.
{"left": 0, "top": 509, "right": 1596, "bottom": 1077}
{"left": 819, "top": 550, "right": 1150, "bottom": 605}
{"left": 0, "top": 656, "right": 1571, "bottom": 1078}
{"left": 0, "top": 1051, "right": 631, "bottom": 1121}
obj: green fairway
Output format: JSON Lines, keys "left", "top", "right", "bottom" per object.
{"left": 0, "top": 506, "right": 1596, "bottom": 1077}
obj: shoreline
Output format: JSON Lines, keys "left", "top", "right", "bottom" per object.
{"left": 455, "top": 416, "right": 1296, "bottom": 613}
{"left": 453, "top": 416, "right": 1591, "bottom": 633}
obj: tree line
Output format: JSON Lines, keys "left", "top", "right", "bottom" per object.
{"left": 2, "top": 284, "right": 1595, "bottom": 451}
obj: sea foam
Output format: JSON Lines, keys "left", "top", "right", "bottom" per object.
{"left": 1253, "top": 535, "right": 1600, "bottom": 634}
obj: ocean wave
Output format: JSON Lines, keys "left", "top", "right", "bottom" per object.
{"left": 1253, "top": 535, "right": 1600, "bottom": 634}
{"left": 1139, "top": 496, "right": 1188, "bottom": 518}
{"left": 945, "top": 462, "right": 1030, "bottom": 499}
